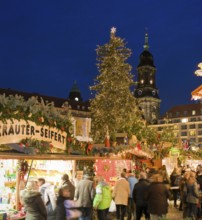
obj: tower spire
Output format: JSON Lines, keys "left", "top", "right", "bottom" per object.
{"left": 143, "top": 30, "right": 149, "bottom": 50}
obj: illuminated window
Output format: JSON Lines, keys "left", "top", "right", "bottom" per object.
{"left": 189, "top": 130, "right": 196, "bottom": 136}
{"left": 174, "top": 132, "right": 178, "bottom": 137}
{"left": 192, "top": 110, "right": 196, "bottom": 115}
{"left": 150, "top": 80, "right": 153, "bottom": 84}
{"left": 141, "top": 79, "right": 144, "bottom": 84}
{"left": 181, "top": 118, "right": 188, "bottom": 123}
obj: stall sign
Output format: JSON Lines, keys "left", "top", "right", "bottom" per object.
{"left": 0, "top": 119, "right": 67, "bottom": 150}
{"left": 169, "top": 147, "right": 180, "bottom": 157}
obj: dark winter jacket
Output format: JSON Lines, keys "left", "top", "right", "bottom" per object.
{"left": 22, "top": 190, "right": 47, "bottom": 220}
{"left": 62, "top": 180, "right": 75, "bottom": 200}
{"left": 133, "top": 179, "right": 150, "bottom": 206}
{"left": 197, "top": 174, "right": 202, "bottom": 191}
{"left": 145, "top": 182, "right": 169, "bottom": 216}
{"left": 55, "top": 196, "right": 66, "bottom": 220}
{"left": 170, "top": 172, "right": 179, "bottom": 187}
{"left": 183, "top": 182, "right": 199, "bottom": 204}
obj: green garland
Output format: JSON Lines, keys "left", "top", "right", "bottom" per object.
{"left": 0, "top": 94, "right": 73, "bottom": 154}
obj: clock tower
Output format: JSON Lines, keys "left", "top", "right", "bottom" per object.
{"left": 134, "top": 33, "right": 161, "bottom": 124}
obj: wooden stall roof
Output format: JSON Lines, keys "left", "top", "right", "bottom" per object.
{"left": 192, "top": 85, "right": 202, "bottom": 100}
{"left": 0, "top": 153, "right": 123, "bottom": 161}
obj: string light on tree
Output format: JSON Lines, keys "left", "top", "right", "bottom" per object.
{"left": 90, "top": 27, "right": 144, "bottom": 143}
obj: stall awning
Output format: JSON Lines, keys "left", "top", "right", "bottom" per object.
{"left": 192, "top": 85, "right": 202, "bottom": 100}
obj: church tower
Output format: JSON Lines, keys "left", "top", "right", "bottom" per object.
{"left": 134, "top": 33, "right": 161, "bottom": 124}
{"left": 68, "top": 81, "right": 83, "bottom": 102}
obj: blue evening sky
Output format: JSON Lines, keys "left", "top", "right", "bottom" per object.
{"left": 0, "top": 0, "right": 201, "bottom": 115}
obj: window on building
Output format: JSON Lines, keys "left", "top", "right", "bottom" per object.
{"left": 184, "top": 111, "right": 187, "bottom": 116}
{"left": 174, "top": 132, "right": 178, "bottom": 137}
{"left": 157, "top": 127, "right": 163, "bottom": 131}
{"left": 198, "top": 130, "right": 202, "bottom": 135}
{"left": 198, "top": 116, "right": 202, "bottom": 121}
{"left": 192, "top": 110, "right": 196, "bottom": 115}
{"left": 199, "top": 138, "right": 202, "bottom": 142}
{"left": 190, "top": 138, "right": 196, "bottom": 143}
{"left": 189, "top": 124, "right": 196, "bottom": 129}
{"left": 198, "top": 124, "right": 202, "bottom": 129}
{"left": 159, "top": 120, "right": 164, "bottom": 124}
{"left": 189, "top": 130, "right": 196, "bottom": 136}
{"left": 176, "top": 112, "right": 180, "bottom": 117}
{"left": 181, "top": 125, "right": 187, "bottom": 130}
{"left": 181, "top": 131, "right": 187, "bottom": 136}
{"left": 190, "top": 117, "right": 196, "bottom": 122}
{"left": 174, "top": 125, "right": 178, "bottom": 130}
{"left": 169, "top": 113, "right": 172, "bottom": 117}
{"left": 181, "top": 118, "right": 188, "bottom": 123}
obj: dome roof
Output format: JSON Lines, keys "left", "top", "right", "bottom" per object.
{"left": 137, "top": 32, "right": 155, "bottom": 68}
{"left": 68, "top": 81, "right": 83, "bottom": 102}
{"left": 138, "top": 50, "right": 155, "bottom": 67}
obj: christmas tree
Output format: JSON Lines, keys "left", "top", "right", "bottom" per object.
{"left": 90, "top": 27, "right": 144, "bottom": 143}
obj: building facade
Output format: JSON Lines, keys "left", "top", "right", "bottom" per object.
{"left": 151, "top": 103, "right": 202, "bottom": 147}
{"left": 134, "top": 33, "right": 161, "bottom": 124}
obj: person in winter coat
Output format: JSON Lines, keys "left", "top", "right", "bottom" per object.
{"left": 74, "top": 173, "right": 95, "bottom": 220}
{"left": 133, "top": 172, "right": 150, "bottom": 220}
{"left": 145, "top": 173, "right": 169, "bottom": 220}
{"left": 127, "top": 170, "right": 138, "bottom": 220}
{"left": 112, "top": 172, "right": 130, "bottom": 220}
{"left": 197, "top": 170, "right": 202, "bottom": 191}
{"left": 38, "top": 178, "right": 57, "bottom": 220}
{"left": 93, "top": 176, "right": 112, "bottom": 220}
{"left": 183, "top": 172, "right": 199, "bottom": 219}
{"left": 55, "top": 186, "right": 68, "bottom": 220}
{"left": 56, "top": 186, "right": 81, "bottom": 220}
{"left": 170, "top": 168, "right": 180, "bottom": 208}
{"left": 21, "top": 181, "right": 47, "bottom": 220}
{"left": 61, "top": 174, "right": 75, "bottom": 200}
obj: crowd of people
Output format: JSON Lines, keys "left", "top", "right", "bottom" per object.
{"left": 19, "top": 164, "right": 202, "bottom": 220}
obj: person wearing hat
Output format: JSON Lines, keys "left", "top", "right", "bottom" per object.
{"left": 21, "top": 180, "right": 47, "bottom": 220}
{"left": 74, "top": 173, "right": 95, "bottom": 220}
{"left": 61, "top": 174, "right": 75, "bottom": 200}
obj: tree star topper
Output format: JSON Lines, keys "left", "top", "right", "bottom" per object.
{"left": 111, "top": 27, "right": 116, "bottom": 35}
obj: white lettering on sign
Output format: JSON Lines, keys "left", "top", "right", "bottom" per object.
{"left": 0, "top": 119, "right": 67, "bottom": 150}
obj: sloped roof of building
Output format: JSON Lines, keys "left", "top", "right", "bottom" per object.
{"left": 161, "top": 103, "right": 201, "bottom": 118}
{"left": 0, "top": 88, "right": 90, "bottom": 112}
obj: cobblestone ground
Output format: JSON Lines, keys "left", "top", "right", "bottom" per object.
{"left": 107, "top": 202, "right": 183, "bottom": 220}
